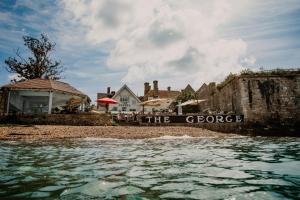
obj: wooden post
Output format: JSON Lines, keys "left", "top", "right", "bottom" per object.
{"left": 6, "top": 90, "right": 10, "bottom": 114}
{"left": 48, "top": 91, "right": 53, "bottom": 114}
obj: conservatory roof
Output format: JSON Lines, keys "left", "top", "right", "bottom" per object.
{"left": 2, "top": 78, "right": 87, "bottom": 97}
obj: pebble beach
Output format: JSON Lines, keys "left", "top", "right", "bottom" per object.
{"left": 0, "top": 125, "right": 238, "bottom": 140}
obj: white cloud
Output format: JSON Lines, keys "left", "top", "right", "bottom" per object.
{"left": 57, "top": 0, "right": 255, "bottom": 90}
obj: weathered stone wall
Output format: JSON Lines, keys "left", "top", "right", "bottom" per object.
{"left": 196, "top": 73, "right": 300, "bottom": 133}
{"left": 214, "top": 78, "right": 243, "bottom": 113}
{"left": 197, "top": 74, "right": 300, "bottom": 121}
{"left": 0, "top": 113, "right": 112, "bottom": 126}
{"left": 239, "top": 75, "right": 300, "bottom": 125}
{"left": 196, "top": 82, "right": 219, "bottom": 112}
{"left": 196, "top": 79, "right": 243, "bottom": 114}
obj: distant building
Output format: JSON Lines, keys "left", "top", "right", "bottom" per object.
{"left": 182, "top": 84, "right": 195, "bottom": 94}
{"left": 109, "top": 84, "right": 141, "bottom": 113}
{"left": 143, "top": 80, "right": 180, "bottom": 101}
{"left": 0, "top": 78, "right": 90, "bottom": 114}
{"left": 143, "top": 80, "right": 180, "bottom": 112}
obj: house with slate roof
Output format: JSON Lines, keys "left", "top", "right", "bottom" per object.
{"left": 108, "top": 84, "right": 141, "bottom": 113}
{"left": 143, "top": 80, "right": 180, "bottom": 101}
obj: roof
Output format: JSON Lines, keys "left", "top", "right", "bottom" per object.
{"left": 112, "top": 84, "right": 141, "bottom": 103}
{"left": 196, "top": 83, "right": 207, "bottom": 94}
{"left": 183, "top": 84, "right": 195, "bottom": 93}
{"left": 146, "top": 89, "right": 180, "bottom": 99}
{"left": 1, "top": 78, "right": 87, "bottom": 97}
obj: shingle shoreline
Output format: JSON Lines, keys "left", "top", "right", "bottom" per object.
{"left": 0, "top": 125, "right": 239, "bottom": 140}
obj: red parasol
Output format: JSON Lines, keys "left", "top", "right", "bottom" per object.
{"left": 96, "top": 97, "right": 118, "bottom": 104}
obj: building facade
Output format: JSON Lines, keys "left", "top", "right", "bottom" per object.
{"left": 109, "top": 84, "right": 141, "bottom": 113}
{"left": 143, "top": 80, "right": 180, "bottom": 112}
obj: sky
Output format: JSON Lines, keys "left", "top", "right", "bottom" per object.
{"left": 0, "top": 0, "right": 300, "bottom": 101}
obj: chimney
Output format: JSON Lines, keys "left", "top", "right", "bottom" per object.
{"left": 153, "top": 80, "right": 158, "bottom": 97}
{"left": 167, "top": 86, "right": 171, "bottom": 92}
{"left": 107, "top": 87, "right": 111, "bottom": 94}
{"left": 144, "top": 82, "right": 150, "bottom": 96}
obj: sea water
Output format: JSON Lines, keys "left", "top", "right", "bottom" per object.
{"left": 0, "top": 137, "right": 299, "bottom": 199}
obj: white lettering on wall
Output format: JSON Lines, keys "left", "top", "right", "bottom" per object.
{"left": 225, "top": 115, "right": 233, "bottom": 122}
{"left": 146, "top": 116, "right": 152, "bottom": 123}
{"left": 197, "top": 116, "right": 205, "bottom": 123}
{"left": 186, "top": 116, "right": 194, "bottom": 123}
{"left": 236, "top": 115, "right": 243, "bottom": 122}
{"left": 164, "top": 116, "right": 170, "bottom": 123}
{"left": 216, "top": 115, "right": 224, "bottom": 123}
{"left": 154, "top": 116, "right": 161, "bottom": 123}
{"left": 206, "top": 116, "right": 215, "bottom": 123}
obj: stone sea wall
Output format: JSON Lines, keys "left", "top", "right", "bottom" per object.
{"left": 197, "top": 75, "right": 300, "bottom": 122}
{"left": 239, "top": 75, "right": 300, "bottom": 125}
{"left": 194, "top": 73, "right": 300, "bottom": 135}
{"left": 215, "top": 78, "right": 243, "bottom": 114}
{"left": 0, "top": 113, "right": 112, "bottom": 126}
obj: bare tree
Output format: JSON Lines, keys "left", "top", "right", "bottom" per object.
{"left": 4, "top": 33, "right": 64, "bottom": 82}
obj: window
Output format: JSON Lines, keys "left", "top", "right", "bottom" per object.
{"left": 120, "top": 96, "right": 129, "bottom": 102}
{"left": 112, "top": 107, "right": 117, "bottom": 111}
{"left": 122, "top": 107, "right": 127, "bottom": 111}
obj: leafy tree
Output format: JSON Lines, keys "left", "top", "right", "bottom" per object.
{"left": 176, "top": 90, "right": 195, "bottom": 102}
{"left": 4, "top": 33, "right": 64, "bottom": 82}
{"left": 171, "top": 90, "right": 200, "bottom": 114}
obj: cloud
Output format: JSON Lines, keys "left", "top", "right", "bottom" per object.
{"left": 1, "top": 0, "right": 299, "bottom": 99}
{"left": 57, "top": 0, "right": 256, "bottom": 90}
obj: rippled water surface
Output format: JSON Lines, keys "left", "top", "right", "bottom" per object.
{"left": 0, "top": 137, "right": 300, "bottom": 199}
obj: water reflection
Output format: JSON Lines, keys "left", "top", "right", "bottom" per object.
{"left": 0, "top": 137, "right": 299, "bottom": 199}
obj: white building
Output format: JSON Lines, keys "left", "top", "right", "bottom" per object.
{"left": 109, "top": 84, "right": 141, "bottom": 113}
{"left": 1, "top": 78, "right": 90, "bottom": 114}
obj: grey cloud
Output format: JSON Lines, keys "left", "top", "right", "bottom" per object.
{"left": 168, "top": 47, "right": 203, "bottom": 71}
{"left": 98, "top": 0, "right": 130, "bottom": 28}
{"left": 148, "top": 21, "right": 183, "bottom": 47}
